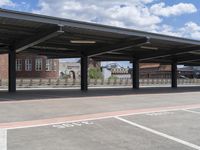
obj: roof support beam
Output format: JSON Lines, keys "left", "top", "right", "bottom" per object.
{"left": 173, "top": 54, "right": 200, "bottom": 63}
{"left": 88, "top": 37, "right": 149, "bottom": 57}
{"left": 27, "top": 49, "right": 76, "bottom": 54}
{"left": 183, "top": 63, "right": 200, "bottom": 66}
{"left": 32, "top": 46, "right": 72, "bottom": 51}
{"left": 140, "top": 46, "right": 200, "bottom": 61}
{"left": 38, "top": 52, "right": 79, "bottom": 57}
{"left": 15, "top": 25, "right": 64, "bottom": 53}
{"left": 179, "top": 58, "right": 200, "bottom": 63}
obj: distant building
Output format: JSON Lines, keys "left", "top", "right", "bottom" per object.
{"left": 102, "top": 68, "right": 112, "bottom": 79}
{"left": 102, "top": 63, "right": 171, "bottom": 79}
{"left": 59, "top": 62, "right": 80, "bottom": 79}
{"left": 59, "top": 59, "right": 101, "bottom": 79}
{"left": 77, "top": 58, "right": 101, "bottom": 68}
{"left": 178, "top": 66, "right": 200, "bottom": 78}
{"left": 0, "top": 54, "right": 59, "bottom": 79}
{"left": 140, "top": 64, "right": 171, "bottom": 78}
{"left": 111, "top": 68, "right": 131, "bottom": 79}
{"left": 102, "top": 63, "right": 200, "bottom": 79}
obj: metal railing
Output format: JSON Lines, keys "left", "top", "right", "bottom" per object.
{"left": 0, "top": 78, "right": 200, "bottom": 88}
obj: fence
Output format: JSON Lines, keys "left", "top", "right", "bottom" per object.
{"left": 1, "top": 78, "right": 200, "bottom": 88}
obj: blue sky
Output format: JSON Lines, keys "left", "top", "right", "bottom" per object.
{"left": 161, "top": 0, "right": 200, "bottom": 28}
{"left": 1, "top": 0, "right": 200, "bottom": 67}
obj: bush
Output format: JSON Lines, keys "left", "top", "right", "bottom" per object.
{"left": 108, "top": 76, "right": 118, "bottom": 80}
{"left": 88, "top": 68, "right": 102, "bottom": 79}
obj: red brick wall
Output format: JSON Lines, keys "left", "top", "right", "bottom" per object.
{"left": 0, "top": 54, "right": 59, "bottom": 79}
{"left": 16, "top": 54, "right": 59, "bottom": 79}
{"left": 0, "top": 54, "right": 8, "bottom": 79}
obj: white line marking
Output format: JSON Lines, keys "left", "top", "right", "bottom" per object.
{"left": 183, "top": 109, "right": 200, "bottom": 115}
{"left": 0, "top": 129, "right": 7, "bottom": 150}
{"left": 115, "top": 116, "right": 200, "bottom": 150}
{"left": 145, "top": 111, "right": 174, "bottom": 116}
{"left": 52, "top": 121, "right": 94, "bottom": 129}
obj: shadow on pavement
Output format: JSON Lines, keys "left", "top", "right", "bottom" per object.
{"left": 0, "top": 86, "right": 200, "bottom": 102}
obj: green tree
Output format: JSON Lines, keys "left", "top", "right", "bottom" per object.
{"left": 88, "top": 68, "right": 102, "bottom": 79}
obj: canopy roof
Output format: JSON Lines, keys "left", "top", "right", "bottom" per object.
{"left": 0, "top": 8, "right": 200, "bottom": 65}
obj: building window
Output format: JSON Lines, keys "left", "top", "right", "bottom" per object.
{"left": 16, "top": 59, "right": 22, "bottom": 71}
{"left": 46, "top": 59, "right": 56, "bottom": 71}
{"left": 35, "top": 58, "right": 43, "bottom": 71}
{"left": 46, "top": 59, "right": 52, "bottom": 71}
{"left": 25, "top": 59, "right": 32, "bottom": 71}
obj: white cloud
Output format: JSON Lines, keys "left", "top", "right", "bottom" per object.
{"left": 179, "top": 22, "right": 200, "bottom": 39}
{"left": 150, "top": 2, "right": 197, "bottom": 17}
{"left": 33, "top": 0, "right": 198, "bottom": 39}
{"left": 34, "top": 0, "right": 161, "bottom": 30}
{"left": 0, "top": 0, "right": 14, "bottom": 7}
{"left": 151, "top": 22, "right": 200, "bottom": 40}
{"left": 156, "top": 25, "right": 182, "bottom": 37}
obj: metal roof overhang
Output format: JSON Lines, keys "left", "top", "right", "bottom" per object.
{"left": 0, "top": 8, "right": 200, "bottom": 65}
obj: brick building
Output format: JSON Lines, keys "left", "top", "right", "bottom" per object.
{"left": 0, "top": 54, "right": 59, "bottom": 79}
{"left": 103, "top": 63, "right": 172, "bottom": 79}
{"left": 140, "top": 63, "right": 171, "bottom": 78}
{"left": 0, "top": 54, "right": 8, "bottom": 79}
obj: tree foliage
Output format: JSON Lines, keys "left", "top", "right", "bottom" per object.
{"left": 88, "top": 68, "right": 102, "bottom": 79}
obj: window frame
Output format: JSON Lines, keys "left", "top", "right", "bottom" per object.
{"left": 46, "top": 59, "right": 52, "bottom": 71}
{"left": 35, "top": 58, "right": 43, "bottom": 71}
{"left": 25, "top": 59, "right": 32, "bottom": 71}
{"left": 16, "top": 59, "right": 22, "bottom": 71}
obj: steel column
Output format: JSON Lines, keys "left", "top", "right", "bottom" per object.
{"left": 81, "top": 53, "right": 88, "bottom": 91}
{"left": 132, "top": 58, "right": 140, "bottom": 89}
{"left": 171, "top": 61, "right": 177, "bottom": 88}
{"left": 8, "top": 46, "right": 16, "bottom": 92}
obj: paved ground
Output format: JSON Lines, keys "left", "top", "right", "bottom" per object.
{"left": 1, "top": 87, "right": 200, "bottom": 150}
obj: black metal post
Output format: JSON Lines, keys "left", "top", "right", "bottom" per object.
{"left": 171, "top": 61, "right": 177, "bottom": 88}
{"left": 132, "top": 58, "right": 140, "bottom": 89}
{"left": 8, "top": 46, "right": 16, "bottom": 92}
{"left": 81, "top": 53, "right": 88, "bottom": 91}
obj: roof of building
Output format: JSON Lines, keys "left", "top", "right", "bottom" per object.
{"left": 0, "top": 8, "right": 200, "bottom": 65}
